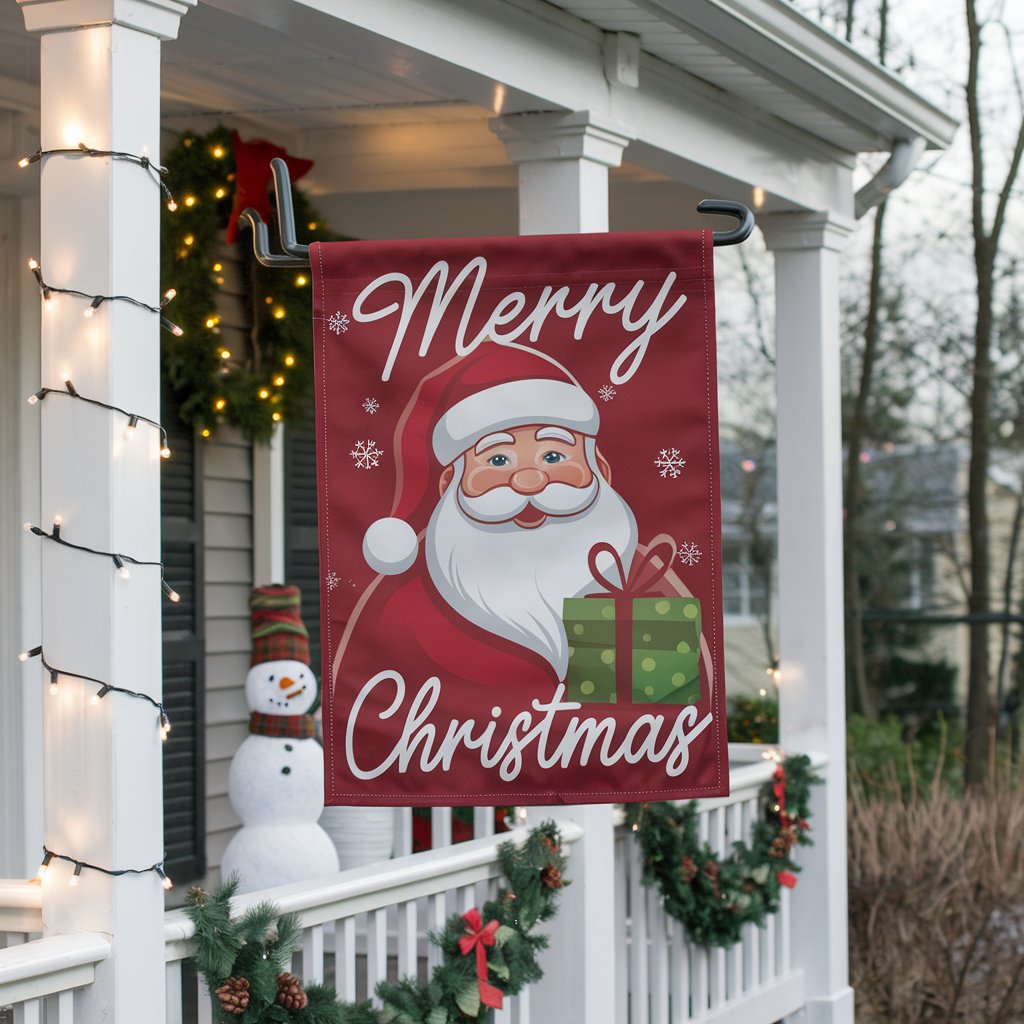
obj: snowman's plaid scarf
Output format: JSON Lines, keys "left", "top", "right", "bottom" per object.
{"left": 249, "top": 711, "right": 316, "bottom": 739}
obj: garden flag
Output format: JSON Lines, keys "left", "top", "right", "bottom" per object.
{"left": 312, "top": 231, "right": 729, "bottom": 805}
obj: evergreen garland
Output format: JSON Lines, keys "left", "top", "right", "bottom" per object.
{"left": 625, "top": 755, "right": 820, "bottom": 948}
{"left": 160, "top": 126, "right": 334, "bottom": 441}
{"left": 185, "top": 822, "right": 568, "bottom": 1023}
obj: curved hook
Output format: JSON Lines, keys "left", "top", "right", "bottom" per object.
{"left": 237, "top": 207, "right": 309, "bottom": 268}
{"left": 271, "top": 157, "right": 310, "bottom": 260}
{"left": 698, "top": 200, "right": 755, "bottom": 247}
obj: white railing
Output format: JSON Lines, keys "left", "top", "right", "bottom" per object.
{"left": 0, "top": 931, "right": 110, "bottom": 1024}
{"left": 1, "top": 749, "right": 826, "bottom": 1024}
{"left": 163, "top": 822, "right": 582, "bottom": 1024}
{"left": 615, "top": 747, "right": 828, "bottom": 1024}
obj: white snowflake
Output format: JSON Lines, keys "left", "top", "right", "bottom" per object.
{"left": 328, "top": 310, "right": 350, "bottom": 335}
{"left": 655, "top": 448, "right": 686, "bottom": 479}
{"left": 598, "top": 384, "right": 616, "bottom": 403}
{"left": 362, "top": 397, "right": 379, "bottom": 415}
{"left": 325, "top": 571, "right": 341, "bottom": 591}
{"left": 350, "top": 439, "right": 383, "bottom": 470}
{"left": 677, "top": 541, "right": 702, "bottom": 567}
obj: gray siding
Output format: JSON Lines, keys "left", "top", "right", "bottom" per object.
{"left": 202, "top": 429, "right": 252, "bottom": 870}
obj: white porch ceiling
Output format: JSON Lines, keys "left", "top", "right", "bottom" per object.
{"left": 0, "top": 0, "right": 957, "bottom": 207}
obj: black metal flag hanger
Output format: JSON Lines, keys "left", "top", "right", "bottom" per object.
{"left": 240, "top": 158, "right": 755, "bottom": 269}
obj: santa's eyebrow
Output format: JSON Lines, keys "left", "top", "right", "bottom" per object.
{"left": 475, "top": 431, "right": 516, "bottom": 454}
{"left": 535, "top": 427, "right": 576, "bottom": 445}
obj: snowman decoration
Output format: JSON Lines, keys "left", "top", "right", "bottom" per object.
{"left": 220, "top": 584, "right": 339, "bottom": 893}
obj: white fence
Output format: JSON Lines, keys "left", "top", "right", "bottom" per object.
{"left": 0, "top": 749, "right": 825, "bottom": 1024}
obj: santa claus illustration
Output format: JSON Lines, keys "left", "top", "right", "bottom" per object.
{"left": 332, "top": 340, "right": 706, "bottom": 695}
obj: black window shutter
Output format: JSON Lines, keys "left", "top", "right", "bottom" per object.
{"left": 161, "top": 409, "right": 206, "bottom": 882}
{"left": 284, "top": 415, "right": 323, "bottom": 684}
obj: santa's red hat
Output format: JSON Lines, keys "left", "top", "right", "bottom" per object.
{"left": 364, "top": 341, "right": 600, "bottom": 575}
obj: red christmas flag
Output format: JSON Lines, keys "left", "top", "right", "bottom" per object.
{"left": 312, "top": 231, "right": 729, "bottom": 805}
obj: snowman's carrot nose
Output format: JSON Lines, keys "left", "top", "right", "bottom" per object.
{"left": 278, "top": 676, "right": 296, "bottom": 690}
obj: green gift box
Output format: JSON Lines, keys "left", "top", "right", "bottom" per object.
{"left": 563, "top": 585, "right": 702, "bottom": 706}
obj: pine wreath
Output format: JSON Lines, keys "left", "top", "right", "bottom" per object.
{"left": 185, "top": 822, "right": 568, "bottom": 1023}
{"left": 625, "top": 754, "right": 820, "bottom": 948}
{"left": 160, "top": 126, "right": 335, "bottom": 442}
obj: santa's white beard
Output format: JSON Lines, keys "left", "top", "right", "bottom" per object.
{"left": 425, "top": 458, "right": 638, "bottom": 680}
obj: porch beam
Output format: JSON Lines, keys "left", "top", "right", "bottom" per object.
{"left": 16, "top": 3, "right": 194, "bottom": 1023}
{"left": 761, "top": 209, "right": 855, "bottom": 1024}
{"left": 493, "top": 109, "right": 630, "bottom": 1023}
{"left": 211, "top": 0, "right": 855, "bottom": 215}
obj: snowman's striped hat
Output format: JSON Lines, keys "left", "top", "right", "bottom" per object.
{"left": 250, "top": 584, "right": 310, "bottom": 667}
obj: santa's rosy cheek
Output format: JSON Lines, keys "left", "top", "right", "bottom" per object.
{"left": 543, "top": 459, "right": 592, "bottom": 488}
{"left": 461, "top": 462, "right": 514, "bottom": 496}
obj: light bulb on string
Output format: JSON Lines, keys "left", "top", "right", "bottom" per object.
{"left": 49, "top": 670, "right": 59, "bottom": 696}
{"left": 160, "top": 445, "right": 172, "bottom": 460}
{"left": 284, "top": 354, "right": 295, "bottom": 367}
{"left": 69, "top": 862, "right": 83, "bottom": 887}
{"left": 125, "top": 415, "right": 138, "bottom": 439}
{"left": 37, "top": 851, "right": 54, "bottom": 879}
{"left": 160, "top": 712, "right": 172, "bottom": 741}
{"left": 83, "top": 296, "right": 103, "bottom": 318}
{"left": 90, "top": 685, "right": 111, "bottom": 706}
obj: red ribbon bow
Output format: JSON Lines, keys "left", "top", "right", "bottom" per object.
{"left": 773, "top": 764, "right": 790, "bottom": 830}
{"left": 586, "top": 540, "right": 677, "bottom": 704}
{"left": 586, "top": 539, "right": 677, "bottom": 599}
{"left": 458, "top": 908, "right": 504, "bottom": 1010}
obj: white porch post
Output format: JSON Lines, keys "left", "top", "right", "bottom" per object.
{"left": 761, "top": 211, "right": 855, "bottom": 1024}
{"left": 491, "top": 109, "right": 633, "bottom": 1024}
{"left": 17, "top": 1, "right": 194, "bottom": 1020}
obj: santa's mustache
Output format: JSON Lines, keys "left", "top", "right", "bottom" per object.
{"left": 456, "top": 478, "right": 599, "bottom": 524}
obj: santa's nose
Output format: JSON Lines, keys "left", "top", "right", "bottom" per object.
{"left": 510, "top": 468, "right": 548, "bottom": 495}
{"left": 278, "top": 676, "right": 296, "bottom": 690}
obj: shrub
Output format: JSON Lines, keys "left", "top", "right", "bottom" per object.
{"left": 849, "top": 766, "right": 1024, "bottom": 1023}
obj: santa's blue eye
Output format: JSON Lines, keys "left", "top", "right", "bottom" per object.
{"left": 488, "top": 454, "right": 511, "bottom": 467}
{"left": 542, "top": 451, "right": 565, "bottom": 464}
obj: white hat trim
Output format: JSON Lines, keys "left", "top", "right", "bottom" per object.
{"left": 432, "top": 378, "right": 600, "bottom": 466}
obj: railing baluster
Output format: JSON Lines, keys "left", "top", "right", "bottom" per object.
{"left": 13, "top": 997, "right": 41, "bottom": 1024}
{"left": 615, "top": 832, "right": 630, "bottom": 1024}
{"left": 628, "top": 836, "right": 649, "bottom": 1024}
{"left": 396, "top": 900, "right": 418, "bottom": 980}
{"left": 427, "top": 893, "right": 447, "bottom": 970}
{"left": 708, "top": 808, "right": 727, "bottom": 1009}
{"left": 727, "top": 802, "right": 744, "bottom": 1000}
{"left": 367, "top": 908, "right": 388, "bottom": 1004}
{"left": 473, "top": 806, "right": 495, "bottom": 838}
{"left": 780, "top": 887, "right": 791, "bottom": 975}
{"left": 690, "top": 939, "right": 709, "bottom": 1017}
{"left": 165, "top": 959, "right": 183, "bottom": 1024}
{"left": 55, "top": 988, "right": 75, "bottom": 1023}
{"left": 667, "top": 917, "right": 687, "bottom": 1024}
{"left": 336, "top": 916, "right": 357, "bottom": 1003}
{"left": 302, "top": 923, "right": 325, "bottom": 985}
{"left": 431, "top": 808, "right": 453, "bottom": 849}
{"left": 393, "top": 807, "right": 413, "bottom": 858}
{"left": 648, "top": 887, "right": 669, "bottom": 1023}
{"left": 197, "top": 974, "right": 213, "bottom": 1024}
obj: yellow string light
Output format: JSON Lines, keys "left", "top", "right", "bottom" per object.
{"left": 273, "top": 375, "right": 285, "bottom": 387}
{"left": 184, "top": 196, "right": 196, "bottom": 208}
{"left": 295, "top": 275, "right": 307, "bottom": 286}
{"left": 219, "top": 349, "right": 231, "bottom": 360}
{"left": 212, "top": 145, "right": 225, "bottom": 159}
{"left": 258, "top": 388, "right": 270, "bottom": 400}
{"left": 272, "top": 411, "right": 282, "bottom": 422}
{"left": 284, "top": 354, "right": 295, "bottom": 367}
{"left": 273, "top": 307, "right": 286, "bottom": 320}
{"left": 214, "top": 398, "right": 226, "bottom": 411}
{"left": 215, "top": 188, "right": 226, "bottom": 199}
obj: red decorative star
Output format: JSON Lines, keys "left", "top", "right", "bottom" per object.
{"left": 226, "top": 130, "right": 314, "bottom": 244}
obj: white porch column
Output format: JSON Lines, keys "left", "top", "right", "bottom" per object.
{"left": 491, "top": 109, "right": 632, "bottom": 1024}
{"left": 17, "top": 2, "right": 194, "bottom": 1021}
{"left": 761, "top": 210, "right": 855, "bottom": 1024}
{"left": 489, "top": 111, "right": 635, "bottom": 234}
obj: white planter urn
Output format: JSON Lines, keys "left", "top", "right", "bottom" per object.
{"left": 319, "top": 806, "right": 396, "bottom": 870}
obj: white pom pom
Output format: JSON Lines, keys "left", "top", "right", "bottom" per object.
{"left": 363, "top": 518, "right": 418, "bottom": 575}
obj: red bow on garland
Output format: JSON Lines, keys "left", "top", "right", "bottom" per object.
{"left": 458, "top": 908, "right": 504, "bottom": 1010}
{"left": 772, "top": 764, "right": 798, "bottom": 890}
{"left": 226, "top": 130, "right": 313, "bottom": 244}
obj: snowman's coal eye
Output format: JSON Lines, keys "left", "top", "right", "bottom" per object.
{"left": 269, "top": 675, "right": 275, "bottom": 681}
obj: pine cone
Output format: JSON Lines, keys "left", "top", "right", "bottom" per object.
{"left": 540, "top": 864, "right": 563, "bottom": 889}
{"left": 276, "top": 971, "right": 309, "bottom": 1011}
{"left": 214, "top": 977, "right": 250, "bottom": 1015}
